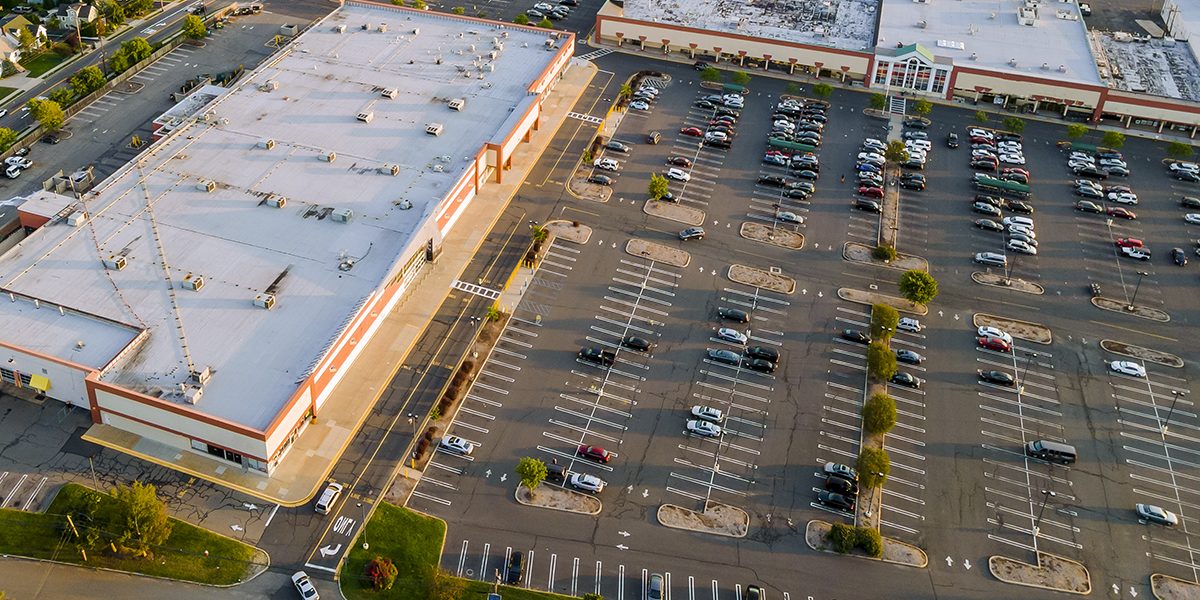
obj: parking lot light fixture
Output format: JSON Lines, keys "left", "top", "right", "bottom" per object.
{"left": 1033, "top": 489, "right": 1056, "bottom": 537}
{"left": 1127, "top": 271, "right": 1150, "bottom": 311}
{"left": 1163, "top": 390, "right": 1190, "bottom": 433}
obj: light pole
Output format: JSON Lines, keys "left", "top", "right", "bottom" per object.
{"left": 1163, "top": 390, "right": 1189, "bottom": 433}
{"left": 1127, "top": 271, "right": 1150, "bottom": 311}
{"left": 1033, "top": 489, "right": 1056, "bottom": 537}
{"left": 407, "top": 412, "right": 416, "bottom": 434}
{"left": 357, "top": 502, "right": 368, "bottom": 549}
{"left": 1017, "top": 351, "right": 1038, "bottom": 393}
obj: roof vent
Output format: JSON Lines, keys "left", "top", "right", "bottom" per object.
{"left": 381, "top": 88, "right": 398, "bottom": 99}
{"left": 320, "top": 151, "right": 337, "bottom": 162}
{"left": 396, "top": 199, "right": 414, "bottom": 210}
{"left": 412, "top": 27, "right": 420, "bottom": 35}
{"left": 182, "top": 384, "right": 203, "bottom": 404}
{"left": 258, "top": 138, "right": 275, "bottom": 149}
{"left": 189, "top": 366, "right": 211, "bottom": 385}
{"left": 259, "top": 80, "right": 279, "bottom": 92}
{"left": 378, "top": 22, "right": 388, "bottom": 32}
{"left": 67, "top": 211, "right": 86, "bottom": 227}
{"left": 334, "top": 24, "right": 346, "bottom": 33}
{"left": 196, "top": 180, "right": 216, "bottom": 192}
{"left": 254, "top": 293, "right": 277, "bottom": 310}
{"left": 266, "top": 195, "right": 287, "bottom": 208}
{"left": 380, "top": 164, "right": 400, "bottom": 176}
{"left": 102, "top": 255, "right": 127, "bottom": 270}
{"left": 362, "top": 23, "right": 372, "bottom": 30}
{"left": 331, "top": 208, "right": 354, "bottom": 223}
{"left": 1059, "top": 64, "right": 1067, "bottom": 72}
{"left": 182, "top": 273, "right": 205, "bottom": 291}
{"left": 970, "top": 52, "right": 978, "bottom": 59}
{"left": 1009, "top": 58, "right": 1018, "bottom": 66}
{"left": 917, "top": 19, "right": 927, "bottom": 28}
{"left": 1041, "top": 62, "right": 1049, "bottom": 69}
{"left": 357, "top": 111, "right": 374, "bottom": 123}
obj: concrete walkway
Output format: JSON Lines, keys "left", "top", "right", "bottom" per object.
{"left": 84, "top": 58, "right": 599, "bottom": 506}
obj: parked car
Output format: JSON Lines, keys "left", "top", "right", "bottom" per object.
{"left": 691, "top": 405, "right": 725, "bottom": 423}
{"left": 686, "top": 419, "right": 723, "bottom": 438}
{"left": 506, "top": 551, "right": 524, "bottom": 584}
{"left": 854, "top": 199, "right": 882, "bottom": 213}
{"left": 1137, "top": 504, "right": 1179, "bottom": 526}
{"left": 622, "top": 335, "right": 655, "bottom": 351}
{"left": 678, "top": 226, "right": 705, "bottom": 241}
{"left": 841, "top": 329, "right": 870, "bottom": 344}
{"left": 439, "top": 436, "right": 476, "bottom": 455}
{"left": 745, "top": 346, "right": 780, "bottom": 362}
{"left": 1075, "top": 200, "right": 1103, "bottom": 213}
{"left": 979, "top": 370, "right": 1016, "bottom": 386}
{"left": 716, "top": 327, "right": 748, "bottom": 345}
{"left": 742, "top": 357, "right": 777, "bottom": 373}
{"left": 1110, "top": 360, "right": 1147, "bottom": 378}
{"left": 578, "top": 346, "right": 616, "bottom": 366}
{"left": 1107, "top": 206, "right": 1137, "bottom": 220}
{"left": 292, "top": 571, "right": 320, "bottom": 600}
{"left": 946, "top": 132, "right": 960, "bottom": 148}
{"left": 824, "top": 462, "right": 858, "bottom": 482}
{"left": 896, "top": 349, "right": 925, "bottom": 364}
{"left": 1120, "top": 246, "right": 1151, "bottom": 260}
{"left": 577, "top": 445, "right": 613, "bottom": 463}
{"left": 587, "top": 174, "right": 612, "bottom": 186}
{"left": 816, "top": 490, "right": 855, "bottom": 512}
{"left": 568, "top": 473, "right": 606, "bottom": 493}
{"left": 718, "top": 307, "right": 750, "bottom": 323}
{"left": 891, "top": 372, "right": 923, "bottom": 388}
{"left": 1171, "top": 247, "right": 1188, "bottom": 266}
{"left": 975, "top": 219, "right": 1004, "bottom": 232}
{"left": 978, "top": 336, "right": 1012, "bottom": 352}
{"left": 707, "top": 348, "right": 741, "bottom": 366}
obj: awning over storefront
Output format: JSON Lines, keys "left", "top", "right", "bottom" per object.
{"left": 28, "top": 374, "right": 49, "bottom": 392}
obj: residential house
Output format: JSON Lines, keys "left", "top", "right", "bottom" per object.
{"left": 0, "top": 36, "right": 25, "bottom": 77}
{"left": 59, "top": 3, "right": 100, "bottom": 29}
{"left": 0, "top": 15, "right": 46, "bottom": 54}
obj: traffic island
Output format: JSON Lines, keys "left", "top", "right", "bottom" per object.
{"left": 728, "top": 264, "right": 795, "bottom": 294}
{"left": 1152, "top": 573, "right": 1200, "bottom": 600}
{"left": 545, "top": 220, "right": 592, "bottom": 244}
{"left": 1100, "top": 340, "right": 1184, "bottom": 368}
{"left": 568, "top": 170, "right": 612, "bottom": 203}
{"left": 515, "top": 484, "right": 602, "bottom": 516}
{"left": 804, "top": 520, "right": 928, "bottom": 568}
{"left": 972, "top": 313, "right": 1053, "bottom": 345}
{"left": 989, "top": 552, "right": 1091, "bottom": 595}
{"left": 1092, "top": 296, "right": 1171, "bottom": 322}
{"left": 643, "top": 199, "right": 705, "bottom": 226}
{"left": 657, "top": 502, "right": 749, "bottom": 538}
{"left": 741, "top": 222, "right": 804, "bottom": 250}
{"left": 837, "top": 288, "right": 927, "bottom": 315}
{"left": 879, "top": 165, "right": 902, "bottom": 248}
{"left": 842, "top": 241, "right": 927, "bottom": 271}
{"left": 626, "top": 238, "right": 690, "bottom": 267}
{"left": 971, "top": 272, "right": 1045, "bottom": 295}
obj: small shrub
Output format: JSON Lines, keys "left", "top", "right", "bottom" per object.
{"left": 451, "top": 6, "right": 466, "bottom": 14}
{"left": 856, "top": 447, "right": 891, "bottom": 489}
{"left": 425, "top": 426, "right": 439, "bottom": 440}
{"left": 827, "top": 522, "right": 856, "bottom": 553}
{"left": 581, "top": 148, "right": 593, "bottom": 164}
{"left": 365, "top": 556, "right": 399, "bottom": 590}
{"left": 870, "top": 303, "right": 899, "bottom": 341}
{"left": 444, "top": 385, "right": 460, "bottom": 403}
{"left": 862, "top": 392, "right": 897, "bottom": 435}
{"left": 812, "top": 83, "right": 834, "bottom": 99}
{"left": 867, "top": 342, "right": 897, "bottom": 381}
{"left": 869, "top": 93, "right": 886, "bottom": 110}
{"left": 856, "top": 527, "right": 883, "bottom": 557}
{"left": 974, "top": 110, "right": 989, "bottom": 123}
{"left": 872, "top": 244, "right": 896, "bottom": 261}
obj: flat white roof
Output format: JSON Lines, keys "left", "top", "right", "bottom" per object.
{"left": 877, "top": 0, "right": 1102, "bottom": 85}
{"left": 0, "top": 295, "right": 139, "bottom": 370}
{"left": 0, "top": 2, "right": 558, "bottom": 429}
{"left": 623, "top": 0, "right": 881, "bottom": 52}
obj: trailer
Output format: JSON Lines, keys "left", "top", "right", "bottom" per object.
{"left": 973, "top": 174, "right": 1031, "bottom": 198}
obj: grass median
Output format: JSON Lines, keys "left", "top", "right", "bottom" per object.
{"left": 0, "top": 483, "right": 261, "bottom": 585}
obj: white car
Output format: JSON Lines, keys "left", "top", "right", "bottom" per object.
{"left": 1185, "top": 213, "right": 1200, "bottom": 225}
{"left": 1068, "top": 161, "right": 1095, "bottom": 171}
{"left": 1107, "top": 192, "right": 1138, "bottom": 205}
{"left": 0, "top": 108, "right": 6, "bottom": 118}
{"left": 774, "top": 120, "right": 796, "bottom": 131}
{"left": 999, "top": 154, "right": 1025, "bottom": 165}
{"left": 1007, "top": 239, "right": 1037, "bottom": 255}
{"left": 637, "top": 86, "right": 659, "bottom": 96}
{"left": 666, "top": 167, "right": 690, "bottom": 182}
{"left": 1169, "top": 162, "right": 1199, "bottom": 173}
{"left": 775, "top": 210, "right": 804, "bottom": 224}
{"left": 704, "top": 131, "right": 728, "bottom": 142}
{"left": 1136, "top": 503, "right": 1179, "bottom": 526}
{"left": 977, "top": 326, "right": 1013, "bottom": 345}
{"left": 1109, "top": 360, "right": 1147, "bottom": 378}
{"left": 906, "top": 150, "right": 928, "bottom": 162}
{"left": 4, "top": 165, "right": 19, "bottom": 179}
{"left": 897, "top": 317, "right": 923, "bottom": 333}
{"left": 1002, "top": 216, "right": 1034, "bottom": 228}
{"left": 686, "top": 419, "right": 723, "bottom": 438}
{"left": 968, "top": 127, "right": 993, "bottom": 139}
{"left": 439, "top": 436, "right": 476, "bottom": 455}
{"left": 691, "top": 405, "right": 725, "bottom": 423}
{"left": 906, "top": 140, "right": 932, "bottom": 151}
{"left": 1121, "top": 246, "right": 1152, "bottom": 260}
{"left": 1099, "top": 159, "right": 1127, "bottom": 169}
{"left": 292, "top": 571, "right": 320, "bottom": 600}
{"left": 568, "top": 472, "right": 606, "bottom": 493}
{"left": 629, "top": 100, "right": 650, "bottom": 111}
{"left": 1008, "top": 224, "right": 1036, "bottom": 239}
{"left": 4, "top": 156, "right": 31, "bottom": 169}
{"left": 863, "top": 137, "right": 884, "bottom": 147}
{"left": 971, "top": 149, "right": 996, "bottom": 159}
{"left": 593, "top": 158, "right": 619, "bottom": 171}
{"left": 716, "top": 327, "right": 748, "bottom": 345}
{"left": 997, "top": 142, "right": 1022, "bottom": 151}
{"left": 533, "top": 2, "right": 553, "bottom": 10}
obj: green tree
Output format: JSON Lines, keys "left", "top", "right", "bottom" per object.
{"left": 826, "top": 522, "right": 856, "bottom": 553}
{"left": 537, "top": 17, "right": 553, "bottom": 28}
{"left": 125, "top": 0, "right": 153, "bottom": 16}
{"left": 699, "top": 66, "right": 721, "bottom": 83}
{"left": 866, "top": 342, "right": 897, "bottom": 381}
{"left": 513, "top": 13, "right": 530, "bottom": 24}
{"left": 451, "top": 6, "right": 466, "bottom": 14}
{"left": 486, "top": 305, "right": 503, "bottom": 321}
{"left": 427, "top": 567, "right": 465, "bottom": 600}
{"left": 898, "top": 269, "right": 938, "bottom": 305}
{"left": 870, "top": 304, "right": 899, "bottom": 341}
{"left": 392, "top": 0, "right": 407, "bottom": 4}
{"left": 412, "top": 0, "right": 427, "bottom": 8}
{"left": 856, "top": 527, "right": 883, "bottom": 557}
{"left": 869, "top": 93, "right": 886, "bottom": 110}
{"left": 365, "top": 556, "right": 398, "bottom": 590}
{"left": 121, "top": 37, "right": 153, "bottom": 63}
{"left": 1002, "top": 116, "right": 1025, "bottom": 134}
{"left": 1066, "top": 123, "right": 1088, "bottom": 139}
{"left": 583, "top": 594, "right": 604, "bottom": 600}
{"left": 974, "top": 110, "right": 989, "bottom": 123}
{"left": 617, "top": 83, "right": 632, "bottom": 100}
{"left": 1167, "top": 141, "right": 1195, "bottom": 159}
{"left": 47, "top": 87, "right": 74, "bottom": 107}
{"left": 730, "top": 70, "right": 750, "bottom": 86}
{"left": 516, "top": 456, "right": 548, "bottom": 496}
{"left": 856, "top": 447, "right": 891, "bottom": 489}
{"left": 581, "top": 148, "right": 593, "bottom": 164}
{"left": 872, "top": 244, "right": 896, "bottom": 262}
{"left": 1102, "top": 131, "right": 1126, "bottom": 149}
{"left": 911, "top": 99, "right": 932, "bottom": 116}
{"left": 531, "top": 224, "right": 549, "bottom": 244}
{"left": 648, "top": 173, "right": 669, "bottom": 200}
{"left": 70, "top": 66, "right": 106, "bottom": 96}
{"left": 0, "top": 127, "right": 17, "bottom": 152}
{"left": 785, "top": 82, "right": 803, "bottom": 96}
{"left": 105, "top": 481, "right": 172, "bottom": 557}
{"left": 883, "top": 139, "right": 909, "bottom": 164}
{"left": 862, "top": 392, "right": 897, "bottom": 435}
{"left": 17, "top": 27, "right": 34, "bottom": 50}
{"left": 181, "top": 14, "right": 207, "bottom": 40}
{"left": 812, "top": 83, "right": 834, "bottom": 99}
{"left": 27, "top": 98, "right": 65, "bottom": 131}
{"left": 101, "top": 0, "right": 126, "bottom": 26}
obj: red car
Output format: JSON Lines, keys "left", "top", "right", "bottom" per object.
{"left": 1002, "top": 167, "right": 1031, "bottom": 178}
{"left": 1107, "top": 206, "right": 1137, "bottom": 220}
{"left": 1115, "top": 237, "right": 1144, "bottom": 248}
{"left": 857, "top": 186, "right": 884, "bottom": 198}
{"left": 667, "top": 156, "right": 693, "bottom": 167}
{"left": 680, "top": 127, "right": 703, "bottom": 137}
{"left": 970, "top": 136, "right": 994, "bottom": 145}
{"left": 978, "top": 336, "right": 1012, "bottom": 352}
{"left": 577, "top": 445, "right": 613, "bottom": 463}
{"left": 764, "top": 150, "right": 788, "bottom": 158}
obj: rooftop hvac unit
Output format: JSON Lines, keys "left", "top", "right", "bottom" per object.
{"left": 320, "top": 151, "right": 337, "bottom": 162}
{"left": 378, "top": 23, "right": 388, "bottom": 32}
{"left": 266, "top": 195, "right": 287, "bottom": 208}
{"left": 332, "top": 208, "right": 354, "bottom": 222}
{"left": 182, "top": 273, "right": 205, "bottom": 291}
{"left": 381, "top": 88, "right": 398, "bottom": 98}
{"left": 412, "top": 27, "right": 420, "bottom": 35}
{"left": 357, "top": 111, "right": 374, "bottom": 123}
{"left": 380, "top": 164, "right": 400, "bottom": 176}
{"left": 196, "top": 180, "right": 216, "bottom": 192}
{"left": 189, "top": 366, "right": 212, "bottom": 385}
{"left": 484, "top": 63, "right": 495, "bottom": 72}
{"left": 494, "top": 41, "right": 504, "bottom": 51}
{"left": 426, "top": 123, "right": 444, "bottom": 136}
{"left": 917, "top": 19, "right": 927, "bottom": 27}
{"left": 259, "top": 80, "right": 279, "bottom": 91}
{"left": 489, "top": 50, "right": 498, "bottom": 59}
{"left": 67, "top": 211, "right": 85, "bottom": 227}
{"left": 362, "top": 23, "right": 373, "bottom": 30}
{"left": 502, "top": 31, "right": 509, "bottom": 37}
{"left": 468, "top": 43, "right": 476, "bottom": 52}
{"left": 102, "top": 255, "right": 127, "bottom": 270}
{"left": 1059, "top": 64, "right": 1068, "bottom": 72}
{"left": 254, "top": 293, "right": 277, "bottom": 310}
{"left": 259, "top": 138, "right": 276, "bottom": 149}
{"left": 334, "top": 24, "right": 346, "bottom": 33}
{"left": 448, "top": 98, "right": 466, "bottom": 111}
{"left": 1042, "top": 62, "right": 1050, "bottom": 69}
{"left": 182, "top": 384, "right": 203, "bottom": 404}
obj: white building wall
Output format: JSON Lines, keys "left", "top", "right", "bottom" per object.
{"left": 93, "top": 387, "right": 270, "bottom": 460}
{"left": 0, "top": 345, "right": 91, "bottom": 408}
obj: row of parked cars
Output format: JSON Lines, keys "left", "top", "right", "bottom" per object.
{"left": 965, "top": 127, "right": 1026, "bottom": 173}
{"left": 525, "top": 0, "right": 576, "bottom": 21}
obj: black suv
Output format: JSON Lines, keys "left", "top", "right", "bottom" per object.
{"left": 854, "top": 198, "right": 882, "bottom": 213}
{"left": 745, "top": 345, "right": 780, "bottom": 362}
{"left": 578, "top": 347, "right": 616, "bottom": 367}
{"left": 718, "top": 307, "right": 750, "bottom": 323}
{"left": 758, "top": 175, "right": 787, "bottom": 187}
{"left": 506, "top": 551, "right": 524, "bottom": 584}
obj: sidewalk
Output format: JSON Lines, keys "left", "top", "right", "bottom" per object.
{"left": 84, "top": 58, "right": 600, "bottom": 506}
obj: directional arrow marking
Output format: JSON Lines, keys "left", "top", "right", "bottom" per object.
{"left": 616, "top": 544, "right": 629, "bottom": 550}
{"left": 320, "top": 543, "right": 343, "bottom": 557}
{"left": 618, "top": 531, "right": 630, "bottom": 537}
{"left": 243, "top": 503, "right": 259, "bottom": 511}
{"left": 642, "top": 489, "right": 649, "bottom": 498}
{"left": 500, "top": 473, "right": 507, "bottom": 482}
{"left": 485, "top": 469, "right": 492, "bottom": 478}
{"left": 963, "top": 559, "right": 971, "bottom": 570}
{"left": 945, "top": 556, "right": 954, "bottom": 567}
{"left": 1131, "top": 587, "right": 1138, "bottom": 597}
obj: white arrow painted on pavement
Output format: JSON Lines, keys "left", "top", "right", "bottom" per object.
{"left": 817, "top": 291, "right": 823, "bottom": 298}
{"left": 243, "top": 503, "right": 259, "bottom": 511}
{"left": 485, "top": 469, "right": 492, "bottom": 478}
{"left": 802, "top": 289, "right": 808, "bottom": 294}
{"left": 1113, "top": 584, "right": 1120, "bottom": 594}
{"left": 1130, "top": 587, "right": 1138, "bottom": 597}
{"left": 938, "top": 310, "right": 944, "bottom": 317}
{"left": 627, "top": 485, "right": 634, "bottom": 494}
{"left": 230, "top": 524, "right": 243, "bottom": 532}
{"left": 320, "top": 544, "right": 342, "bottom": 557}
{"left": 945, "top": 556, "right": 954, "bottom": 567}
{"left": 642, "top": 489, "right": 649, "bottom": 498}
{"left": 616, "top": 544, "right": 629, "bottom": 550}
{"left": 500, "top": 473, "right": 507, "bottom": 482}
{"left": 619, "top": 531, "right": 630, "bottom": 537}
{"left": 964, "top": 559, "right": 971, "bottom": 570}
{"left": 954, "top": 314, "right": 960, "bottom": 320}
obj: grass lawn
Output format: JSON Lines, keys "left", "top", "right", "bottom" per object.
{"left": 0, "top": 86, "right": 19, "bottom": 102}
{"left": 20, "top": 52, "right": 69, "bottom": 78}
{"left": 342, "top": 503, "right": 577, "bottom": 600}
{"left": 0, "top": 483, "right": 261, "bottom": 585}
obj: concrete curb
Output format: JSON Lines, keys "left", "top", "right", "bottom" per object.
{"left": 837, "top": 288, "right": 928, "bottom": 316}
{"left": 728, "top": 264, "right": 795, "bottom": 294}
{"left": 566, "top": 170, "right": 612, "bottom": 203}
{"left": 740, "top": 222, "right": 804, "bottom": 250}
{"left": 657, "top": 503, "right": 749, "bottom": 538}
{"left": 803, "top": 520, "right": 928, "bottom": 568}
{"left": 970, "top": 272, "right": 1045, "bottom": 295}
{"left": 643, "top": 198, "right": 705, "bottom": 226}
{"left": 626, "top": 238, "right": 691, "bottom": 267}
{"left": 972, "top": 313, "right": 1053, "bottom": 345}
{"left": 1099, "top": 339, "right": 1184, "bottom": 368}
{"left": 1091, "top": 296, "right": 1171, "bottom": 322}
{"left": 514, "top": 484, "right": 602, "bottom": 516}
{"left": 545, "top": 220, "right": 592, "bottom": 244}
{"left": 842, "top": 242, "right": 927, "bottom": 271}
{"left": 1151, "top": 572, "right": 1200, "bottom": 600}
{"left": 988, "top": 552, "right": 1091, "bottom": 595}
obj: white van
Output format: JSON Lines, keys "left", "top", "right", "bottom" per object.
{"left": 314, "top": 482, "right": 344, "bottom": 514}
{"left": 1002, "top": 216, "right": 1034, "bottom": 228}
{"left": 974, "top": 252, "right": 1008, "bottom": 267}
